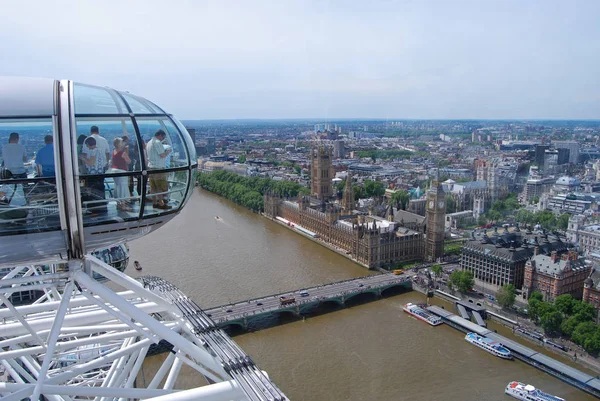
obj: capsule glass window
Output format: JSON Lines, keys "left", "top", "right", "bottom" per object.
{"left": 0, "top": 118, "right": 60, "bottom": 235}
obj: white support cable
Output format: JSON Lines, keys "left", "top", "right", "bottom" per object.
{"left": 105, "top": 337, "right": 136, "bottom": 390}
{"left": 141, "top": 381, "right": 246, "bottom": 401}
{"left": 0, "top": 383, "right": 178, "bottom": 399}
{"left": 0, "top": 294, "right": 47, "bottom": 350}
{"left": 0, "top": 325, "right": 169, "bottom": 360}
{"left": 86, "top": 256, "right": 174, "bottom": 310}
{"left": 124, "top": 345, "right": 150, "bottom": 388}
{"left": 163, "top": 355, "right": 183, "bottom": 390}
{"left": 44, "top": 337, "right": 154, "bottom": 386}
{"left": 0, "top": 301, "right": 164, "bottom": 337}
{"left": 79, "top": 289, "right": 159, "bottom": 343}
{"left": 147, "top": 351, "right": 177, "bottom": 389}
{"left": 74, "top": 270, "right": 229, "bottom": 380}
{"left": 0, "top": 289, "right": 139, "bottom": 319}
{"left": 0, "top": 272, "right": 70, "bottom": 288}
{"left": 109, "top": 341, "right": 140, "bottom": 393}
{"left": 31, "top": 281, "right": 75, "bottom": 401}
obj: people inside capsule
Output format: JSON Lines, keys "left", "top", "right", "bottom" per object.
{"left": 76, "top": 135, "right": 88, "bottom": 174}
{"left": 2, "top": 132, "right": 27, "bottom": 179}
{"left": 110, "top": 137, "right": 132, "bottom": 211}
{"left": 35, "top": 135, "right": 55, "bottom": 177}
{"left": 0, "top": 169, "right": 27, "bottom": 221}
{"left": 146, "top": 129, "right": 172, "bottom": 210}
{"left": 79, "top": 137, "right": 107, "bottom": 214}
{"left": 88, "top": 126, "right": 110, "bottom": 170}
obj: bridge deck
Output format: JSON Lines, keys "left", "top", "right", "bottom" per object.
{"left": 206, "top": 274, "right": 412, "bottom": 323}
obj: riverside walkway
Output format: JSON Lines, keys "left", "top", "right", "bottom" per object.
{"left": 206, "top": 274, "right": 412, "bottom": 330}
{"left": 427, "top": 305, "right": 600, "bottom": 398}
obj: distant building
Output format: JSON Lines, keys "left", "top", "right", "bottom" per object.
{"left": 567, "top": 215, "right": 600, "bottom": 256}
{"left": 310, "top": 145, "right": 333, "bottom": 200}
{"left": 535, "top": 145, "right": 550, "bottom": 167}
{"left": 445, "top": 210, "right": 474, "bottom": 229}
{"left": 333, "top": 140, "right": 345, "bottom": 159}
{"left": 523, "top": 250, "right": 590, "bottom": 301}
{"left": 425, "top": 174, "right": 445, "bottom": 262}
{"left": 583, "top": 268, "right": 600, "bottom": 308}
{"left": 554, "top": 141, "right": 580, "bottom": 164}
{"left": 461, "top": 228, "right": 569, "bottom": 291}
{"left": 523, "top": 178, "right": 553, "bottom": 202}
{"left": 407, "top": 198, "right": 427, "bottom": 216}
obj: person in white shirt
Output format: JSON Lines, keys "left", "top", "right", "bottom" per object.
{"left": 146, "top": 130, "right": 172, "bottom": 209}
{"left": 86, "top": 126, "right": 110, "bottom": 171}
{"left": 2, "top": 132, "right": 27, "bottom": 178}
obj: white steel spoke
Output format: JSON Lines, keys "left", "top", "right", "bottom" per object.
{"left": 32, "top": 281, "right": 75, "bottom": 400}
{"left": 0, "top": 294, "right": 47, "bottom": 349}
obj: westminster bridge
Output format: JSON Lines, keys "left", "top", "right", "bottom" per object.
{"left": 205, "top": 273, "right": 413, "bottom": 332}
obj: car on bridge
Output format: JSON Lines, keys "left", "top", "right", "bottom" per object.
{"left": 358, "top": 283, "right": 364, "bottom": 287}
{"left": 299, "top": 291, "right": 309, "bottom": 297}
{"left": 257, "top": 302, "right": 263, "bottom": 306}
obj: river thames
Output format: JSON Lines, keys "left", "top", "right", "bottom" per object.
{"left": 129, "top": 189, "right": 597, "bottom": 401}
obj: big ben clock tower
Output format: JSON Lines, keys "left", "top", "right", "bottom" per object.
{"left": 425, "top": 170, "right": 446, "bottom": 262}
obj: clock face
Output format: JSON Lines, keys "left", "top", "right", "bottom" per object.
{"left": 429, "top": 200, "right": 434, "bottom": 208}
{"left": 439, "top": 201, "right": 444, "bottom": 209}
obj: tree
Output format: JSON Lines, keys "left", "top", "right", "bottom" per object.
{"left": 238, "top": 154, "right": 246, "bottom": 164}
{"left": 554, "top": 294, "right": 576, "bottom": 316}
{"left": 364, "top": 180, "right": 385, "bottom": 198}
{"left": 391, "top": 189, "right": 410, "bottom": 210}
{"left": 430, "top": 264, "right": 443, "bottom": 284}
{"left": 516, "top": 209, "right": 535, "bottom": 226}
{"left": 448, "top": 270, "right": 474, "bottom": 293}
{"left": 557, "top": 213, "right": 571, "bottom": 231}
{"left": 496, "top": 284, "right": 516, "bottom": 309}
{"left": 572, "top": 321, "right": 597, "bottom": 346}
{"left": 531, "top": 196, "right": 539, "bottom": 205}
{"left": 445, "top": 195, "right": 456, "bottom": 214}
{"left": 583, "top": 329, "right": 600, "bottom": 355}
{"left": 540, "top": 310, "right": 563, "bottom": 335}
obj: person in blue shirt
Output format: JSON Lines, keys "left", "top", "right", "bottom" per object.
{"left": 35, "top": 135, "right": 55, "bottom": 177}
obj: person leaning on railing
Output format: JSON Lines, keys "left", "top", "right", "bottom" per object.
{"left": 146, "top": 129, "right": 172, "bottom": 210}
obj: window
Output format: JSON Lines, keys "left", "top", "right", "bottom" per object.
{"left": 74, "top": 84, "right": 128, "bottom": 115}
{"left": 0, "top": 119, "right": 60, "bottom": 235}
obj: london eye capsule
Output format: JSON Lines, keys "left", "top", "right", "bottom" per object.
{"left": 0, "top": 77, "right": 197, "bottom": 267}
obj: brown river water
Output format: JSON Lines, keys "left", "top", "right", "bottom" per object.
{"left": 129, "top": 189, "right": 597, "bottom": 401}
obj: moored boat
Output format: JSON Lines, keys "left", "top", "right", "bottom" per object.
{"left": 505, "top": 381, "right": 564, "bottom": 401}
{"left": 134, "top": 261, "right": 142, "bottom": 271}
{"left": 465, "top": 332, "right": 512, "bottom": 359}
{"left": 403, "top": 303, "right": 443, "bottom": 326}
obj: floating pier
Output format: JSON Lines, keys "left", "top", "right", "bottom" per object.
{"left": 427, "top": 305, "right": 600, "bottom": 398}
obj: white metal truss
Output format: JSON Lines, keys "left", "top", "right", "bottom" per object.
{"left": 0, "top": 255, "right": 288, "bottom": 401}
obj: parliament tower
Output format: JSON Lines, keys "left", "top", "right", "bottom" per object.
{"left": 311, "top": 145, "right": 333, "bottom": 200}
{"left": 425, "top": 171, "right": 445, "bottom": 262}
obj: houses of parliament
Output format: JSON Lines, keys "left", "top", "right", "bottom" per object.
{"left": 264, "top": 144, "right": 446, "bottom": 269}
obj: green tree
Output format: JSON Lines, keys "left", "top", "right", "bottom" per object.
{"left": 516, "top": 209, "right": 535, "bottom": 226}
{"left": 431, "top": 264, "right": 443, "bottom": 279}
{"left": 572, "top": 321, "right": 597, "bottom": 346}
{"left": 364, "top": 180, "right": 385, "bottom": 198}
{"left": 238, "top": 154, "right": 246, "bottom": 164}
{"left": 448, "top": 270, "right": 474, "bottom": 293}
{"left": 445, "top": 195, "right": 456, "bottom": 214}
{"left": 583, "top": 329, "right": 600, "bottom": 355}
{"left": 557, "top": 213, "right": 571, "bottom": 231}
{"left": 531, "top": 196, "right": 540, "bottom": 205}
{"left": 391, "top": 189, "right": 410, "bottom": 210}
{"left": 540, "top": 310, "right": 563, "bottom": 335}
{"left": 554, "top": 294, "right": 576, "bottom": 316}
{"left": 496, "top": 284, "right": 516, "bottom": 309}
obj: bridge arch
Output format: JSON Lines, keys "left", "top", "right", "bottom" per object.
{"left": 344, "top": 291, "right": 378, "bottom": 306}
{"left": 381, "top": 283, "right": 411, "bottom": 298}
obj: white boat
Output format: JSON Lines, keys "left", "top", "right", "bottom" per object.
{"left": 465, "top": 332, "right": 512, "bottom": 359}
{"left": 505, "top": 381, "right": 565, "bottom": 401}
{"left": 402, "top": 303, "right": 443, "bottom": 326}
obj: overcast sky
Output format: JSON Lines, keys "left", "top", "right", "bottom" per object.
{"left": 1, "top": 0, "right": 599, "bottom": 120}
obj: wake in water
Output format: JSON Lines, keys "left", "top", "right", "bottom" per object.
{"left": 215, "top": 216, "right": 234, "bottom": 228}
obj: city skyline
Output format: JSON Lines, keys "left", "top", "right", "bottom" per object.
{"left": 1, "top": 0, "right": 600, "bottom": 120}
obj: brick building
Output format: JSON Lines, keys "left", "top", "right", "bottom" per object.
{"left": 523, "top": 250, "right": 590, "bottom": 301}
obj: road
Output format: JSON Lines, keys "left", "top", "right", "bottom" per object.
{"left": 205, "top": 273, "right": 412, "bottom": 323}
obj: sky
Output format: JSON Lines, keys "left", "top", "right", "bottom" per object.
{"left": 1, "top": 0, "right": 600, "bottom": 120}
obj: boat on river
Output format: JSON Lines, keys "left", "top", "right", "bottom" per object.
{"left": 465, "top": 332, "right": 512, "bottom": 359}
{"left": 134, "top": 261, "right": 142, "bottom": 271}
{"left": 403, "top": 303, "right": 442, "bottom": 326}
{"left": 505, "top": 381, "right": 564, "bottom": 401}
